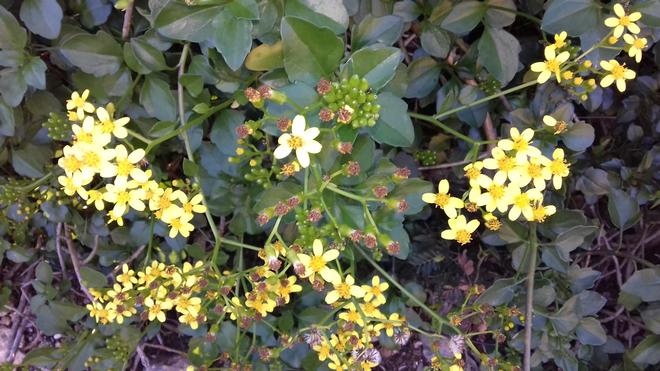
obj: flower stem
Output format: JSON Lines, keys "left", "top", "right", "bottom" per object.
{"left": 409, "top": 112, "right": 477, "bottom": 144}
{"left": 523, "top": 222, "right": 538, "bottom": 371}
{"left": 126, "top": 128, "right": 151, "bottom": 145}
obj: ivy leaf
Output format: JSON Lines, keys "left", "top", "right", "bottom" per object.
{"left": 211, "top": 13, "right": 253, "bottom": 71}
{"left": 245, "top": 41, "right": 284, "bottom": 71}
{"left": 420, "top": 24, "right": 451, "bottom": 58}
{"left": 351, "top": 15, "right": 404, "bottom": 50}
{"left": 226, "top": 0, "right": 260, "bottom": 20}
{"left": 621, "top": 268, "right": 660, "bottom": 302}
{"left": 367, "top": 93, "right": 414, "bottom": 147}
{"left": 280, "top": 16, "right": 344, "bottom": 84}
{"left": 22, "top": 56, "right": 47, "bottom": 89}
{"left": 541, "top": 0, "right": 600, "bottom": 36}
{"left": 20, "top": 0, "right": 63, "bottom": 39}
{"left": 478, "top": 27, "right": 520, "bottom": 85}
{"left": 285, "top": 0, "right": 349, "bottom": 34}
{"left": 561, "top": 122, "right": 594, "bottom": 151}
{"left": 153, "top": 3, "right": 222, "bottom": 42}
{"left": 0, "top": 6, "right": 27, "bottom": 50}
{"left": 140, "top": 74, "right": 176, "bottom": 122}
{"left": 123, "top": 37, "right": 168, "bottom": 74}
{"left": 342, "top": 45, "right": 402, "bottom": 90}
{"left": 57, "top": 31, "right": 123, "bottom": 76}
{"left": 607, "top": 188, "right": 641, "bottom": 231}
{"left": 441, "top": 1, "right": 486, "bottom": 35}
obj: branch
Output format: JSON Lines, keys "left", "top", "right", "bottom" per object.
{"left": 63, "top": 225, "right": 94, "bottom": 302}
{"left": 121, "top": 1, "right": 135, "bottom": 40}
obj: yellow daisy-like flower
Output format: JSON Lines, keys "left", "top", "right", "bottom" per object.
{"left": 297, "top": 239, "right": 340, "bottom": 284}
{"left": 338, "top": 302, "right": 365, "bottom": 327}
{"left": 511, "top": 155, "right": 552, "bottom": 191}
{"left": 507, "top": 187, "right": 542, "bottom": 221}
{"left": 116, "top": 264, "right": 138, "bottom": 289}
{"left": 104, "top": 145, "right": 148, "bottom": 186}
{"left": 77, "top": 143, "right": 116, "bottom": 180}
{"left": 174, "top": 191, "right": 207, "bottom": 216}
{"left": 549, "top": 148, "right": 570, "bottom": 190}
{"left": 483, "top": 147, "right": 518, "bottom": 184}
{"left": 275, "top": 276, "right": 302, "bottom": 304}
{"left": 325, "top": 274, "right": 365, "bottom": 304}
{"left": 599, "top": 59, "right": 636, "bottom": 92}
{"left": 328, "top": 354, "right": 348, "bottom": 371}
{"left": 476, "top": 176, "right": 511, "bottom": 213}
{"left": 552, "top": 31, "right": 568, "bottom": 49}
{"left": 530, "top": 46, "right": 570, "bottom": 84}
{"left": 72, "top": 116, "right": 111, "bottom": 148}
{"left": 362, "top": 275, "right": 389, "bottom": 306}
{"left": 623, "top": 34, "right": 647, "bottom": 63}
{"left": 103, "top": 182, "right": 146, "bottom": 217}
{"left": 604, "top": 3, "right": 641, "bottom": 38}
{"left": 144, "top": 297, "right": 172, "bottom": 322}
{"left": 313, "top": 340, "right": 331, "bottom": 361}
{"left": 497, "top": 128, "right": 542, "bottom": 162}
{"left": 85, "top": 189, "right": 105, "bottom": 210}
{"left": 463, "top": 162, "right": 489, "bottom": 202}
{"left": 273, "top": 115, "right": 322, "bottom": 168}
{"left": 58, "top": 173, "right": 90, "bottom": 198}
{"left": 66, "top": 89, "right": 95, "bottom": 119}
{"left": 58, "top": 145, "right": 82, "bottom": 175}
{"left": 421, "top": 179, "right": 464, "bottom": 218}
{"left": 96, "top": 105, "right": 129, "bottom": 138}
{"left": 531, "top": 202, "right": 557, "bottom": 223}
{"left": 168, "top": 213, "right": 195, "bottom": 238}
{"left": 178, "top": 312, "right": 200, "bottom": 330}
{"left": 441, "top": 215, "right": 480, "bottom": 245}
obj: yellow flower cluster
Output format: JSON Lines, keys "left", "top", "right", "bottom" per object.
{"left": 423, "top": 127, "right": 571, "bottom": 244}
{"left": 57, "top": 90, "right": 206, "bottom": 237}
{"left": 87, "top": 261, "right": 206, "bottom": 329}
{"left": 530, "top": 3, "right": 645, "bottom": 95}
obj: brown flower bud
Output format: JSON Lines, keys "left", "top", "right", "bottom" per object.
{"left": 307, "top": 208, "right": 323, "bottom": 223}
{"left": 277, "top": 117, "right": 291, "bottom": 132}
{"left": 256, "top": 213, "right": 270, "bottom": 226}
{"left": 372, "top": 185, "right": 388, "bottom": 198}
{"left": 346, "top": 161, "right": 360, "bottom": 177}
{"left": 316, "top": 78, "right": 332, "bottom": 95}
{"left": 274, "top": 202, "right": 289, "bottom": 216}
{"left": 257, "top": 85, "right": 272, "bottom": 99}
{"left": 394, "top": 167, "right": 411, "bottom": 179}
{"left": 364, "top": 233, "right": 377, "bottom": 249}
{"left": 319, "top": 108, "right": 334, "bottom": 122}
{"left": 244, "top": 87, "right": 261, "bottom": 103}
{"left": 386, "top": 241, "right": 400, "bottom": 255}
{"left": 337, "top": 142, "right": 353, "bottom": 154}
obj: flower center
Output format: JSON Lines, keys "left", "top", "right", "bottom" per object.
{"left": 434, "top": 193, "right": 450, "bottom": 207}
{"left": 116, "top": 159, "right": 134, "bottom": 177}
{"left": 336, "top": 283, "right": 351, "bottom": 298}
{"left": 309, "top": 256, "right": 326, "bottom": 272}
{"left": 287, "top": 135, "right": 304, "bottom": 149}
{"left": 512, "top": 138, "right": 529, "bottom": 152}
{"left": 551, "top": 159, "right": 569, "bottom": 176}
{"left": 465, "top": 167, "right": 480, "bottom": 180}
{"left": 63, "top": 156, "right": 81, "bottom": 172}
{"left": 545, "top": 59, "right": 560, "bottom": 73}
{"left": 76, "top": 132, "right": 93, "bottom": 144}
{"left": 497, "top": 156, "right": 515, "bottom": 171}
{"left": 82, "top": 151, "right": 100, "bottom": 168}
{"left": 533, "top": 207, "right": 548, "bottom": 222}
{"left": 456, "top": 230, "right": 472, "bottom": 245}
{"left": 527, "top": 163, "right": 542, "bottom": 178}
{"left": 514, "top": 194, "right": 530, "bottom": 208}
{"left": 488, "top": 184, "right": 505, "bottom": 199}
{"left": 117, "top": 191, "right": 130, "bottom": 204}
{"left": 101, "top": 120, "right": 114, "bottom": 133}
{"left": 633, "top": 39, "right": 645, "bottom": 48}
{"left": 611, "top": 64, "right": 626, "bottom": 79}
{"left": 619, "top": 15, "right": 630, "bottom": 26}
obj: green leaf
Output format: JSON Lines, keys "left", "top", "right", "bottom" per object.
{"left": 35, "top": 261, "right": 53, "bottom": 283}
{"left": 140, "top": 74, "right": 177, "bottom": 122}
{"left": 0, "top": 5, "right": 27, "bottom": 50}
{"left": 607, "top": 188, "right": 641, "bottom": 231}
{"left": 79, "top": 266, "right": 108, "bottom": 288}
{"left": 420, "top": 25, "right": 451, "bottom": 58}
{"left": 552, "top": 225, "right": 597, "bottom": 256}
{"left": 367, "top": 93, "right": 414, "bottom": 147}
{"left": 12, "top": 143, "right": 50, "bottom": 178}
{"left": 576, "top": 317, "right": 607, "bottom": 346}
{"left": 153, "top": 3, "right": 222, "bottom": 42}
{"left": 0, "top": 99, "right": 15, "bottom": 136}
{"left": 211, "top": 13, "right": 253, "bottom": 71}
{"left": 394, "top": 0, "right": 422, "bottom": 22}
{"left": 280, "top": 16, "right": 344, "bottom": 84}
{"left": 0, "top": 68, "right": 27, "bottom": 107}
{"left": 183, "top": 159, "right": 199, "bottom": 178}
{"left": 404, "top": 57, "right": 440, "bottom": 98}
{"left": 474, "top": 278, "right": 517, "bottom": 305}
{"left": 210, "top": 110, "right": 243, "bottom": 156}
{"left": 123, "top": 37, "right": 168, "bottom": 74}
{"left": 58, "top": 30, "right": 123, "bottom": 76}
{"left": 22, "top": 56, "right": 47, "bottom": 89}
{"left": 20, "top": 0, "right": 63, "bottom": 39}
{"left": 629, "top": 335, "right": 660, "bottom": 365}
{"left": 351, "top": 15, "right": 404, "bottom": 50}
{"left": 285, "top": 0, "right": 349, "bottom": 34}
{"left": 226, "top": 0, "right": 260, "bottom": 20}
{"left": 634, "top": 0, "right": 660, "bottom": 27}
{"left": 641, "top": 306, "right": 660, "bottom": 334}
{"left": 567, "top": 266, "right": 600, "bottom": 293}
{"left": 180, "top": 74, "right": 203, "bottom": 96}
{"left": 342, "top": 45, "right": 402, "bottom": 90}
{"left": 441, "top": 1, "right": 486, "bottom": 34}
{"left": 478, "top": 27, "right": 521, "bottom": 85}
{"left": 484, "top": 0, "right": 516, "bottom": 28}
{"left": 621, "top": 268, "right": 660, "bottom": 302}
{"left": 541, "top": 0, "right": 600, "bottom": 36}
{"left": 245, "top": 41, "right": 284, "bottom": 71}
{"left": 561, "top": 122, "right": 595, "bottom": 151}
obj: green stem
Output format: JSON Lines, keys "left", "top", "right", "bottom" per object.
{"left": 325, "top": 183, "right": 366, "bottom": 202}
{"left": 409, "top": 112, "right": 477, "bottom": 144}
{"left": 17, "top": 171, "right": 54, "bottom": 193}
{"left": 126, "top": 128, "right": 151, "bottom": 145}
{"left": 486, "top": 4, "right": 542, "bottom": 24}
{"left": 434, "top": 80, "right": 538, "bottom": 121}
{"left": 575, "top": 31, "right": 613, "bottom": 62}
{"left": 523, "top": 223, "right": 538, "bottom": 371}
{"left": 116, "top": 74, "right": 143, "bottom": 111}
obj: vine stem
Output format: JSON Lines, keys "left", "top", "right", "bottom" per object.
{"left": 523, "top": 223, "right": 538, "bottom": 371}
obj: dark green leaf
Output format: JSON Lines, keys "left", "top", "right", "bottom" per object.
{"left": 58, "top": 31, "right": 123, "bottom": 76}
{"left": 629, "top": 335, "right": 660, "bottom": 365}
{"left": 367, "top": 93, "right": 414, "bottom": 147}
{"left": 634, "top": 0, "right": 660, "bottom": 27}
{"left": 607, "top": 188, "right": 641, "bottom": 231}
{"left": 140, "top": 74, "right": 177, "bottom": 122}
{"left": 342, "top": 45, "right": 402, "bottom": 90}
{"left": 0, "top": 98, "right": 15, "bottom": 136}
{"left": 20, "top": 0, "right": 63, "bottom": 39}
{"left": 226, "top": 0, "right": 260, "bottom": 20}
{"left": 0, "top": 5, "right": 27, "bottom": 50}
{"left": 478, "top": 27, "right": 520, "bottom": 85}
{"left": 404, "top": 57, "right": 440, "bottom": 98}
{"left": 79, "top": 266, "right": 108, "bottom": 288}
{"left": 351, "top": 15, "right": 404, "bottom": 50}
{"left": 484, "top": 0, "right": 516, "bottom": 27}
{"left": 281, "top": 16, "right": 344, "bottom": 84}
{"left": 245, "top": 41, "right": 284, "bottom": 71}
{"left": 12, "top": 143, "right": 50, "bottom": 178}
{"left": 576, "top": 317, "right": 607, "bottom": 345}
{"left": 561, "top": 122, "right": 595, "bottom": 151}
{"left": 541, "top": 0, "right": 600, "bottom": 36}
{"left": 285, "top": 0, "right": 349, "bottom": 34}
{"left": 0, "top": 68, "right": 27, "bottom": 106}
{"left": 474, "top": 278, "right": 517, "bottom": 305}
{"left": 211, "top": 13, "right": 253, "bottom": 71}
{"left": 420, "top": 25, "right": 451, "bottom": 58}
{"left": 153, "top": 3, "right": 222, "bottom": 42}
{"left": 441, "top": 1, "right": 486, "bottom": 34}
{"left": 22, "top": 56, "right": 47, "bottom": 89}
{"left": 621, "top": 268, "right": 660, "bottom": 302}
{"left": 123, "top": 37, "right": 168, "bottom": 74}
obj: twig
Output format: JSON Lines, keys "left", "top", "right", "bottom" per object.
{"left": 483, "top": 112, "right": 497, "bottom": 151}
{"left": 3, "top": 297, "right": 26, "bottom": 362}
{"left": 602, "top": 306, "right": 624, "bottom": 323}
{"left": 82, "top": 234, "right": 99, "bottom": 265}
{"left": 419, "top": 152, "right": 488, "bottom": 171}
{"left": 121, "top": 0, "right": 135, "bottom": 40}
{"left": 111, "top": 244, "right": 146, "bottom": 275}
{"left": 523, "top": 223, "right": 538, "bottom": 371}
{"left": 398, "top": 38, "right": 411, "bottom": 64}
{"left": 55, "top": 223, "right": 66, "bottom": 275}
{"left": 142, "top": 342, "right": 188, "bottom": 357}
{"left": 63, "top": 225, "right": 94, "bottom": 302}
{"left": 136, "top": 344, "right": 150, "bottom": 369}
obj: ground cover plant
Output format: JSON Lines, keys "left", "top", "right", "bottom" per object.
{"left": 0, "top": 0, "right": 659, "bottom": 370}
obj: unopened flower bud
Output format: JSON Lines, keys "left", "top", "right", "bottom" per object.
{"left": 338, "top": 142, "right": 353, "bottom": 154}
{"left": 386, "top": 242, "right": 400, "bottom": 255}
{"left": 319, "top": 108, "right": 334, "bottom": 122}
{"left": 316, "top": 78, "right": 332, "bottom": 95}
{"left": 336, "top": 105, "right": 354, "bottom": 124}
{"left": 277, "top": 117, "right": 291, "bottom": 131}
{"left": 257, "top": 213, "right": 270, "bottom": 226}
{"left": 244, "top": 87, "right": 261, "bottom": 103}
{"left": 257, "top": 85, "right": 272, "bottom": 99}
{"left": 345, "top": 161, "right": 360, "bottom": 176}
{"left": 372, "top": 185, "right": 388, "bottom": 198}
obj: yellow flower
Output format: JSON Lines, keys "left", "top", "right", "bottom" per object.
{"left": 497, "top": 128, "right": 541, "bottom": 162}
{"left": 463, "top": 162, "right": 488, "bottom": 202}
{"left": 623, "top": 34, "right": 647, "bottom": 63}
{"left": 297, "top": 239, "right": 340, "bottom": 284}
{"left": 168, "top": 213, "right": 195, "bottom": 238}
{"left": 510, "top": 155, "right": 551, "bottom": 190}
{"left": 549, "top": 148, "right": 570, "bottom": 190}
{"left": 542, "top": 115, "right": 568, "bottom": 134}
{"left": 483, "top": 147, "right": 518, "bottom": 184}
{"left": 313, "top": 340, "right": 331, "bottom": 361}
{"left": 531, "top": 202, "right": 557, "bottom": 223}
{"left": 145, "top": 297, "right": 171, "bottom": 322}
{"left": 66, "top": 90, "right": 95, "bottom": 119}
{"left": 78, "top": 143, "right": 116, "bottom": 179}
{"left": 87, "top": 302, "right": 109, "bottom": 324}
{"left": 175, "top": 296, "right": 202, "bottom": 315}
{"left": 382, "top": 313, "right": 403, "bottom": 337}
{"left": 103, "top": 182, "right": 146, "bottom": 216}
{"left": 106, "top": 145, "right": 148, "bottom": 186}
{"left": 173, "top": 191, "right": 207, "bottom": 215}
{"left": 116, "top": 264, "right": 138, "bottom": 289}
{"left": 476, "top": 176, "right": 511, "bottom": 213}
{"left": 273, "top": 115, "right": 322, "bottom": 168}
{"left": 178, "top": 312, "right": 200, "bottom": 330}
{"left": 275, "top": 276, "right": 302, "bottom": 304}
{"left": 58, "top": 173, "right": 90, "bottom": 198}
{"left": 421, "top": 179, "right": 464, "bottom": 218}
{"left": 245, "top": 296, "right": 276, "bottom": 317}
{"left": 338, "top": 302, "right": 365, "bottom": 327}
{"left": 72, "top": 116, "right": 111, "bottom": 148}
{"left": 106, "top": 302, "right": 133, "bottom": 324}
{"left": 604, "top": 3, "right": 641, "bottom": 38}
{"left": 441, "top": 215, "right": 480, "bottom": 245}
{"left": 359, "top": 301, "right": 384, "bottom": 319}
{"left": 530, "top": 46, "right": 570, "bottom": 84}
{"left": 362, "top": 275, "right": 389, "bottom": 305}
{"left": 58, "top": 145, "right": 82, "bottom": 175}
{"left": 96, "top": 105, "right": 129, "bottom": 138}
{"left": 327, "top": 354, "right": 348, "bottom": 371}
{"left": 225, "top": 297, "right": 244, "bottom": 321}
{"left": 551, "top": 31, "right": 568, "bottom": 49}
{"left": 507, "top": 187, "right": 542, "bottom": 221}
{"left": 325, "top": 274, "right": 365, "bottom": 304}
{"left": 449, "top": 365, "right": 463, "bottom": 371}
{"left": 107, "top": 209, "right": 124, "bottom": 226}
{"left": 85, "top": 189, "right": 105, "bottom": 210}
{"left": 599, "top": 59, "right": 636, "bottom": 92}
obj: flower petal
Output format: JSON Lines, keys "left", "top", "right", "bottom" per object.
{"left": 291, "top": 115, "right": 306, "bottom": 134}
{"left": 273, "top": 144, "right": 292, "bottom": 159}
